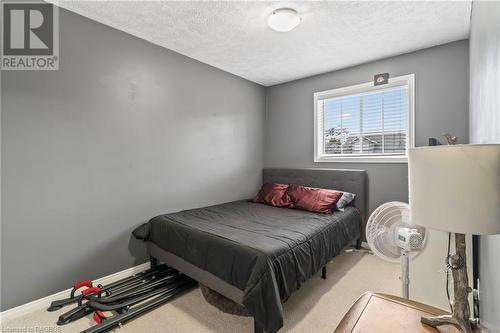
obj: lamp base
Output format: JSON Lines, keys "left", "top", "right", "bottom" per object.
{"left": 421, "top": 233, "right": 472, "bottom": 333}
{"left": 421, "top": 315, "right": 473, "bottom": 333}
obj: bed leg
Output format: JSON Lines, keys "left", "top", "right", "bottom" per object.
{"left": 150, "top": 256, "right": 158, "bottom": 269}
{"left": 355, "top": 238, "right": 362, "bottom": 250}
{"left": 321, "top": 266, "right": 327, "bottom": 279}
{"left": 254, "top": 318, "right": 264, "bottom": 333}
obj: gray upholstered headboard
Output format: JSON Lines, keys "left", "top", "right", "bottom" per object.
{"left": 263, "top": 167, "right": 368, "bottom": 234}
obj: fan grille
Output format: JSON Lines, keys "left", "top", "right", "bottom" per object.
{"left": 366, "top": 201, "right": 426, "bottom": 263}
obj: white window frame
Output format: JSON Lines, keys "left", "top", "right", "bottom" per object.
{"left": 314, "top": 74, "right": 415, "bottom": 163}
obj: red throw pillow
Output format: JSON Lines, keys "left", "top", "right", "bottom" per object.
{"left": 251, "top": 183, "right": 292, "bottom": 207}
{"left": 286, "top": 184, "right": 343, "bottom": 214}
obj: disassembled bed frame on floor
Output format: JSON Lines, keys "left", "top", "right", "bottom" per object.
{"left": 47, "top": 262, "right": 197, "bottom": 333}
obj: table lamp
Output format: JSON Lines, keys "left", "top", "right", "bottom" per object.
{"left": 409, "top": 144, "right": 500, "bottom": 333}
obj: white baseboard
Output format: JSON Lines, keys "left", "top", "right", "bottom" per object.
{"left": 0, "top": 262, "right": 150, "bottom": 323}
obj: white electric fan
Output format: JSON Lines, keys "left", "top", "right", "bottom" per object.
{"left": 366, "top": 201, "right": 427, "bottom": 299}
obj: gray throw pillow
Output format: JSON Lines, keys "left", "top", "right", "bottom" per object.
{"left": 335, "top": 192, "right": 356, "bottom": 211}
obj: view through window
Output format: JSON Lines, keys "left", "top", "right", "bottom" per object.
{"left": 315, "top": 75, "right": 414, "bottom": 162}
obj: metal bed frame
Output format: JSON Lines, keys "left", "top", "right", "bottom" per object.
{"left": 147, "top": 168, "right": 368, "bottom": 333}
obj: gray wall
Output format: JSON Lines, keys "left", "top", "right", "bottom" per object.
{"left": 469, "top": 2, "right": 500, "bottom": 331}
{"left": 1, "top": 9, "right": 265, "bottom": 310}
{"left": 265, "top": 40, "right": 469, "bottom": 213}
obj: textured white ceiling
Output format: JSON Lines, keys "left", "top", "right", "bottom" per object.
{"left": 51, "top": 1, "right": 472, "bottom": 86}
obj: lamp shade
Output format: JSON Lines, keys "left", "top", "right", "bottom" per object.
{"left": 409, "top": 144, "right": 500, "bottom": 235}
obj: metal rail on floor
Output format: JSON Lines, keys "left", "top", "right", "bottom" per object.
{"left": 47, "top": 263, "right": 197, "bottom": 333}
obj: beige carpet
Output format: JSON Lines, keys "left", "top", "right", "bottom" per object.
{"left": 1, "top": 251, "right": 399, "bottom": 333}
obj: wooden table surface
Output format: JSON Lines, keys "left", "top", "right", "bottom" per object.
{"left": 335, "top": 292, "right": 467, "bottom": 333}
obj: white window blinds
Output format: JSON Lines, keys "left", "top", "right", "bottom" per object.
{"left": 314, "top": 75, "right": 414, "bottom": 162}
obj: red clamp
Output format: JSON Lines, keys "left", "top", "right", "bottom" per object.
{"left": 74, "top": 280, "right": 93, "bottom": 290}
{"left": 70, "top": 280, "right": 93, "bottom": 298}
{"left": 78, "top": 287, "right": 101, "bottom": 306}
{"left": 93, "top": 310, "right": 107, "bottom": 324}
{"left": 82, "top": 287, "right": 101, "bottom": 297}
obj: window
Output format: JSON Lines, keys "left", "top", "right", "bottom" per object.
{"left": 314, "top": 74, "right": 414, "bottom": 163}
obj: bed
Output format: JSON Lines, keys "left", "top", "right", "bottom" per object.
{"left": 133, "top": 168, "right": 367, "bottom": 333}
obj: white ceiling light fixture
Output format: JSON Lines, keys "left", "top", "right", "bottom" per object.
{"left": 267, "top": 8, "right": 301, "bottom": 32}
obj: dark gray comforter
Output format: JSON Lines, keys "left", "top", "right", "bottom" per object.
{"left": 133, "top": 200, "right": 362, "bottom": 333}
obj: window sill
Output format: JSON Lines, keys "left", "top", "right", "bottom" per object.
{"left": 314, "top": 155, "right": 408, "bottom": 163}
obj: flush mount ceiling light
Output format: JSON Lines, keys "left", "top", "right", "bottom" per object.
{"left": 267, "top": 8, "right": 301, "bottom": 32}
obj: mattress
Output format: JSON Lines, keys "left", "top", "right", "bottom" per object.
{"left": 133, "top": 200, "right": 362, "bottom": 333}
